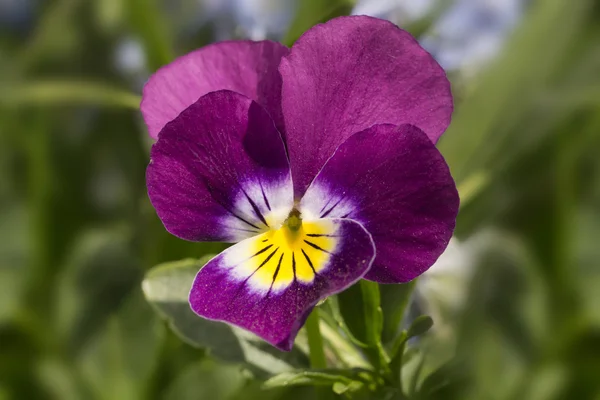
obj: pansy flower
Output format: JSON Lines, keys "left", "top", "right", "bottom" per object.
{"left": 142, "top": 16, "right": 459, "bottom": 351}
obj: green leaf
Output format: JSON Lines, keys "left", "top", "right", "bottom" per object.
{"left": 336, "top": 284, "right": 368, "bottom": 345}
{"left": 142, "top": 257, "right": 308, "bottom": 375}
{"left": 320, "top": 295, "right": 367, "bottom": 349}
{"left": 337, "top": 281, "right": 388, "bottom": 371}
{"left": 336, "top": 281, "right": 384, "bottom": 347}
{"left": 282, "top": 0, "right": 355, "bottom": 46}
{"left": 142, "top": 257, "right": 246, "bottom": 361}
{"left": 388, "top": 316, "right": 433, "bottom": 382}
{"left": 379, "top": 281, "right": 416, "bottom": 344}
{"left": 407, "top": 316, "right": 434, "bottom": 340}
{"left": 332, "top": 380, "right": 365, "bottom": 395}
{"left": 263, "top": 370, "right": 360, "bottom": 389}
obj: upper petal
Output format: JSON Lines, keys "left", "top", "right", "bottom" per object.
{"left": 279, "top": 15, "right": 453, "bottom": 196}
{"left": 189, "top": 218, "right": 375, "bottom": 351}
{"left": 147, "top": 90, "right": 293, "bottom": 242}
{"left": 300, "top": 124, "right": 459, "bottom": 283}
{"left": 141, "top": 40, "right": 289, "bottom": 139}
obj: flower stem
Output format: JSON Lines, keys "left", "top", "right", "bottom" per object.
{"left": 306, "top": 308, "right": 327, "bottom": 369}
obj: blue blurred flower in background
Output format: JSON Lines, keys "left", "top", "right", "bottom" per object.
{"left": 353, "top": 0, "right": 435, "bottom": 25}
{"left": 354, "top": 0, "right": 525, "bottom": 73}
{"left": 196, "top": 0, "right": 297, "bottom": 40}
{"left": 0, "top": 0, "right": 34, "bottom": 32}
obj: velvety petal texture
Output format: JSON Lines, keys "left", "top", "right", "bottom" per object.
{"left": 279, "top": 15, "right": 453, "bottom": 196}
{"left": 144, "top": 15, "right": 460, "bottom": 351}
{"left": 141, "top": 40, "right": 289, "bottom": 139}
{"left": 147, "top": 90, "right": 293, "bottom": 243}
{"left": 190, "top": 218, "right": 375, "bottom": 350}
{"left": 300, "top": 124, "right": 459, "bottom": 283}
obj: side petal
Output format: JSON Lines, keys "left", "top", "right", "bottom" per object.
{"left": 141, "top": 40, "right": 289, "bottom": 139}
{"left": 279, "top": 15, "right": 453, "bottom": 196}
{"left": 300, "top": 124, "right": 459, "bottom": 283}
{"left": 189, "top": 218, "right": 375, "bottom": 351}
{"left": 147, "top": 90, "right": 293, "bottom": 242}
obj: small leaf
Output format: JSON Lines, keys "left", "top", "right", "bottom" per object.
{"left": 407, "top": 316, "right": 434, "bottom": 339}
{"left": 142, "top": 257, "right": 308, "bottom": 374}
{"left": 263, "top": 370, "right": 357, "bottom": 389}
{"left": 337, "top": 284, "right": 368, "bottom": 345}
{"left": 143, "top": 256, "right": 247, "bottom": 362}
{"left": 332, "top": 380, "right": 365, "bottom": 395}
{"left": 338, "top": 281, "right": 390, "bottom": 371}
{"left": 337, "top": 281, "right": 385, "bottom": 347}
{"left": 379, "top": 281, "right": 416, "bottom": 344}
{"left": 320, "top": 294, "right": 368, "bottom": 349}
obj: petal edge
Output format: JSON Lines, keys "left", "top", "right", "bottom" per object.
{"left": 142, "top": 40, "right": 289, "bottom": 139}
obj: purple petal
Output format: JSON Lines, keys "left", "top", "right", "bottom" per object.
{"left": 147, "top": 90, "right": 293, "bottom": 242}
{"left": 300, "top": 124, "right": 459, "bottom": 283}
{"left": 279, "top": 15, "right": 453, "bottom": 196}
{"left": 141, "top": 40, "right": 289, "bottom": 139}
{"left": 189, "top": 218, "right": 375, "bottom": 351}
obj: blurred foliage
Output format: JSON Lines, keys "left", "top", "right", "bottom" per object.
{"left": 1, "top": 0, "right": 600, "bottom": 399}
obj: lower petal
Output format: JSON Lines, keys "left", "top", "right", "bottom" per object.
{"left": 189, "top": 218, "right": 375, "bottom": 351}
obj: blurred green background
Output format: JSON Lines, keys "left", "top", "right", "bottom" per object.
{"left": 1, "top": 0, "right": 600, "bottom": 399}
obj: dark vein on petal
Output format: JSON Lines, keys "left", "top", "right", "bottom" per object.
{"left": 301, "top": 249, "right": 317, "bottom": 274}
{"left": 227, "top": 210, "right": 261, "bottom": 230}
{"left": 202, "top": 178, "right": 261, "bottom": 230}
{"left": 304, "top": 240, "right": 331, "bottom": 254}
{"left": 229, "top": 227, "right": 261, "bottom": 234}
{"left": 242, "top": 189, "right": 269, "bottom": 227}
{"left": 271, "top": 253, "right": 284, "bottom": 287}
{"left": 259, "top": 182, "right": 271, "bottom": 211}
{"left": 320, "top": 197, "right": 344, "bottom": 218}
{"left": 306, "top": 233, "right": 335, "bottom": 237}
{"left": 292, "top": 252, "right": 297, "bottom": 282}
{"left": 261, "top": 238, "right": 268, "bottom": 242}
{"left": 249, "top": 244, "right": 273, "bottom": 259}
{"left": 319, "top": 196, "right": 334, "bottom": 214}
{"left": 251, "top": 247, "right": 279, "bottom": 276}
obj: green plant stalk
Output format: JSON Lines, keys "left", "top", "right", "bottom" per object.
{"left": 389, "top": 332, "right": 408, "bottom": 391}
{"left": 306, "top": 308, "right": 327, "bottom": 369}
{"left": 306, "top": 308, "right": 332, "bottom": 400}
{"left": 1, "top": 81, "right": 141, "bottom": 110}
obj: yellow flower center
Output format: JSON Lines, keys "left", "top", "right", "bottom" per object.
{"left": 231, "top": 208, "right": 339, "bottom": 293}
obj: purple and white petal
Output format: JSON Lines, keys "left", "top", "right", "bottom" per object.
{"left": 141, "top": 40, "right": 289, "bottom": 139}
{"left": 300, "top": 124, "right": 459, "bottom": 283}
{"left": 189, "top": 218, "right": 375, "bottom": 351}
{"left": 147, "top": 90, "right": 293, "bottom": 243}
{"left": 279, "top": 15, "right": 453, "bottom": 196}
